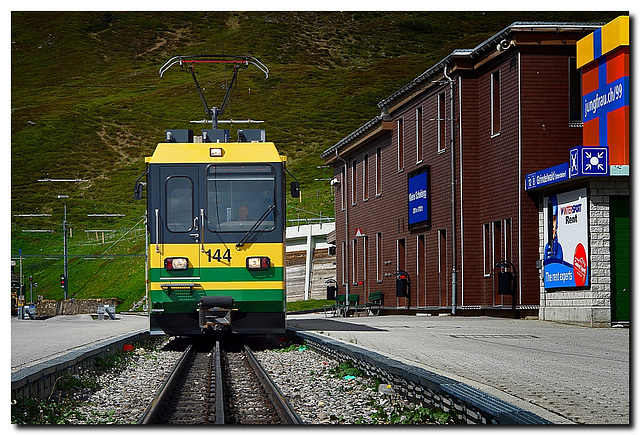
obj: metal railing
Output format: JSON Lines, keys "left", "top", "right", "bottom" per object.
{"left": 286, "top": 205, "right": 334, "bottom": 228}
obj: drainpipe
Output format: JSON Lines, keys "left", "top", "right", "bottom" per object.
{"left": 444, "top": 65, "right": 457, "bottom": 315}
{"left": 336, "top": 149, "right": 350, "bottom": 309}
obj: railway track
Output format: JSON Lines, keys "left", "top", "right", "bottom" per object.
{"left": 139, "top": 339, "right": 302, "bottom": 425}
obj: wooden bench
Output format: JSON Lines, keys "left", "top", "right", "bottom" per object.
{"left": 345, "top": 293, "right": 360, "bottom": 315}
{"left": 323, "top": 294, "right": 346, "bottom": 317}
{"left": 365, "top": 291, "right": 384, "bottom": 316}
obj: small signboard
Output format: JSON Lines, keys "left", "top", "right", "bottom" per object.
{"left": 569, "top": 146, "right": 609, "bottom": 178}
{"left": 525, "top": 163, "right": 569, "bottom": 191}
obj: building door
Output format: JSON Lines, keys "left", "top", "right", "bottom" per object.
{"left": 397, "top": 238, "right": 406, "bottom": 307}
{"left": 610, "top": 196, "right": 629, "bottom": 323}
{"left": 492, "top": 220, "right": 503, "bottom": 306}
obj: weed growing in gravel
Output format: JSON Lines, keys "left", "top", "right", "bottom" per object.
{"left": 274, "top": 343, "right": 309, "bottom": 352}
{"left": 363, "top": 377, "right": 382, "bottom": 391}
{"left": 368, "top": 397, "right": 457, "bottom": 425}
{"left": 329, "top": 361, "right": 362, "bottom": 378}
{"left": 56, "top": 373, "right": 101, "bottom": 391}
{"left": 82, "top": 409, "right": 118, "bottom": 424}
{"left": 11, "top": 397, "right": 84, "bottom": 425}
{"left": 11, "top": 337, "right": 168, "bottom": 425}
{"left": 94, "top": 348, "right": 134, "bottom": 371}
{"left": 11, "top": 370, "right": 103, "bottom": 425}
{"left": 324, "top": 360, "right": 456, "bottom": 425}
{"left": 93, "top": 337, "right": 166, "bottom": 371}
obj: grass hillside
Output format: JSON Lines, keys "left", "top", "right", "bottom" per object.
{"left": 10, "top": 11, "right": 622, "bottom": 309}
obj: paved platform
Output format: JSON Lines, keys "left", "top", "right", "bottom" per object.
{"left": 286, "top": 313, "right": 629, "bottom": 425}
{"left": 11, "top": 313, "right": 149, "bottom": 374}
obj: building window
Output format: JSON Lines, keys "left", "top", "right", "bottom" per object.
{"left": 362, "top": 236, "right": 369, "bottom": 288}
{"left": 491, "top": 70, "right": 501, "bottom": 136}
{"left": 341, "top": 241, "right": 347, "bottom": 285}
{"left": 351, "top": 160, "right": 357, "bottom": 205}
{"left": 363, "top": 235, "right": 368, "bottom": 294}
{"left": 376, "top": 232, "right": 383, "bottom": 282}
{"left": 352, "top": 239, "right": 358, "bottom": 284}
{"left": 397, "top": 238, "right": 406, "bottom": 273}
{"left": 363, "top": 154, "right": 369, "bottom": 201}
{"left": 375, "top": 147, "right": 382, "bottom": 196}
{"left": 504, "top": 218, "right": 512, "bottom": 262}
{"left": 438, "top": 92, "right": 446, "bottom": 153}
{"left": 483, "top": 223, "right": 491, "bottom": 276}
{"left": 569, "top": 58, "right": 582, "bottom": 124}
{"left": 397, "top": 118, "right": 404, "bottom": 171}
{"left": 340, "top": 165, "right": 346, "bottom": 210}
{"left": 493, "top": 220, "right": 502, "bottom": 267}
{"left": 416, "top": 106, "right": 423, "bottom": 163}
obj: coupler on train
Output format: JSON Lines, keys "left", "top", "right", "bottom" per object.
{"left": 198, "top": 296, "right": 235, "bottom": 332}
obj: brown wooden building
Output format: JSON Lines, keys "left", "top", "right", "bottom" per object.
{"left": 322, "top": 22, "right": 605, "bottom": 314}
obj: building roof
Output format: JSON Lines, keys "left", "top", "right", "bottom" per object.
{"left": 322, "top": 21, "right": 605, "bottom": 161}
{"left": 320, "top": 115, "right": 385, "bottom": 159}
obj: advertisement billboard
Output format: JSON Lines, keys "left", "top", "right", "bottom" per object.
{"left": 543, "top": 188, "right": 589, "bottom": 289}
{"left": 577, "top": 15, "right": 629, "bottom": 165}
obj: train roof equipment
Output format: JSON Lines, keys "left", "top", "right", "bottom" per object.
{"left": 159, "top": 54, "right": 269, "bottom": 129}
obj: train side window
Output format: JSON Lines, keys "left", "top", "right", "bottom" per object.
{"left": 166, "top": 176, "right": 193, "bottom": 232}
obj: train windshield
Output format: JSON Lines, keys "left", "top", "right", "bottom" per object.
{"left": 206, "top": 164, "right": 276, "bottom": 232}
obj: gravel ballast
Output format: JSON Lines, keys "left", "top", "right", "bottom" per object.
{"left": 65, "top": 340, "right": 182, "bottom": 424}
{"left": 51, "top": 337, "right": 429, "bottom": 425}
{"left": 253, "top": 345, "right": 404, "bottom": 424}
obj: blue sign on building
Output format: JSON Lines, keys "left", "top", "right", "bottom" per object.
{"left": 408, "top": 170, "right": 429, "bottom": 226}
{"left": 525, "top": 163, "right": 570, "bottom": 191}
{"left": 569, "top": 146, "right": 609, "bottom": 178}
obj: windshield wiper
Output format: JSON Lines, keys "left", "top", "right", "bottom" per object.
{"left": 236, "top": 204, "right": 275, "bottom": 247}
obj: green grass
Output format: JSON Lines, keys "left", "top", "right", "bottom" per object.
{"left": 286, "top": 299, "right": 330, "bottom": 312}
{"left": 11, "top": 11, "right": 622, "bottom": 308}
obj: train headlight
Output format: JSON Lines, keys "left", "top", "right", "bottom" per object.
{"left": 246, "top": 257, "right": 270, "bottom": 270}
{"left": 210, "top": 148, "right": 224, "bottom": 157}
{"left": 164, "top": 257, "right": 189, "bottom": 270}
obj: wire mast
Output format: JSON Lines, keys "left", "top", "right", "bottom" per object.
{"left": 159, "top": 55, "right": 269, "bottom": 129}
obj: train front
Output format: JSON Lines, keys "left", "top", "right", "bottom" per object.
{"left": 145, "top": 129, "right": 287, "bottom": 335}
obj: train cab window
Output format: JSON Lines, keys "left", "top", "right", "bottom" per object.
{"left": 207, "top": 164, "right": 276, "bottom": 232}
{"left": 166, "top": 176, "right": 194, "bottom": 232}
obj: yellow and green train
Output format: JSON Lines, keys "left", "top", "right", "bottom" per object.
{"left": 143, "top": 130, "right": 291, "bottom": 335}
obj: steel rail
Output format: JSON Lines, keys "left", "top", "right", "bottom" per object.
{"left": 243, "top": 344, "right": 303, "bottom": 425}
{"left": 213, "top": 340, "right": 225, "bottom": 424}
{"left": 138, "top": 344, "right": 194, "bottom": 424}
{"left": 139, "top": 341, "right": 300, "bottom": 425}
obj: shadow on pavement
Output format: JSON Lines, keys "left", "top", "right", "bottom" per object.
{"left": 287, "top": 318, "right": 386, "bottom": 332}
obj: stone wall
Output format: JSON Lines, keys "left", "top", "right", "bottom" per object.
{"left": 35, "top": 298, "right": 122, "bottom": 316}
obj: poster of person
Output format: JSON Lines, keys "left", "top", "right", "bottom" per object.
{"left": 543, "top": 188, "right": 589, "bottom": 289}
